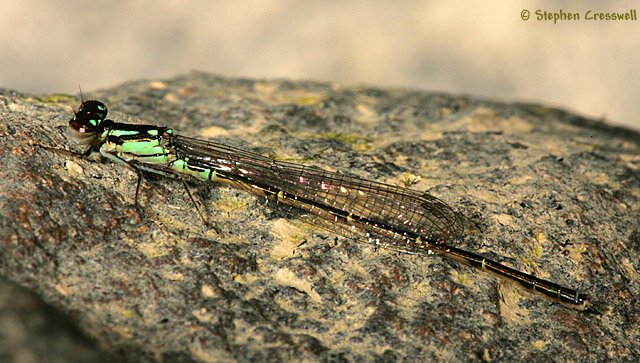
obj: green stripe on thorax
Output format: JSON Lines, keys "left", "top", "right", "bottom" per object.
{"left": 98, "top": 125, "right": 175, "bottom": 165}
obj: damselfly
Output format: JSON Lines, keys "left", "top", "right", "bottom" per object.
{"left": 50, "top": 100, "right": 590, "bottom": 310}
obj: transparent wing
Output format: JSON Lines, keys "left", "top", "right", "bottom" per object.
{"left": 173, "top": 135, "right": 464, "bottom": 243}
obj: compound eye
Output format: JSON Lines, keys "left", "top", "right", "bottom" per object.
{"left": 77, "top": 100, "right": 108, "bottom": 126}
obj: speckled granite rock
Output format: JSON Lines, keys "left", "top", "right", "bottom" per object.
{"left": 1, "top": 72, "right": 638, "bottom": 362}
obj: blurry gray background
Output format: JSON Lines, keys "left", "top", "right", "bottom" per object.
{"left": 2, "top": 0, "right": 638, "bottom": 129}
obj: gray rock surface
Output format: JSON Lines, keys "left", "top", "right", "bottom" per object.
{"left": 1, "top": 72, "right": 639, "bottom": 362}
{"left": 0, "top": 279, "right": 116, "bottom": 362}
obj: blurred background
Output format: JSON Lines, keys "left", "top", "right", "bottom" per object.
{"left": 1, "top": 0, "right": 638, "bottom": 130}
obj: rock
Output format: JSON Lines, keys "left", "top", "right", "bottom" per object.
{"left": 1, "top": 72, "right": 638, "bottom": 361}
{"left": 0, "top": 279, "right": 116, "bottom": 362}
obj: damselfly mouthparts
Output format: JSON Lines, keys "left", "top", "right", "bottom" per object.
{"left": 50, "top": 100, "right": 590, "bottom": 310}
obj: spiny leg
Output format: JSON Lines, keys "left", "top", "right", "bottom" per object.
{"left": 180, "top": 178, "right": 220, "bottom": 234}
{"left": 37, "top": 143, "right": 93, "bottom": 158}
{"left": 133, "top": 167, "right": 144, "bottom": 207}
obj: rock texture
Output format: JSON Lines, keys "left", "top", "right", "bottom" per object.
{"left": 1, "top": 73, "right": 639, "bottom": 362}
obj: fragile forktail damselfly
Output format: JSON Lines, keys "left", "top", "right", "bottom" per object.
{"left": 51, "top": 100, "right": 590, "bottom": 309}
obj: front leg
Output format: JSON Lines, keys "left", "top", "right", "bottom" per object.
{"left": 37, "top": 142, "right": 93, "bottom": 158}
{"left": 99, "top": 150, "right": 147, "bottom": 206}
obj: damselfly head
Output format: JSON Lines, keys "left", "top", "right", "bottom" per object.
{"left": 67, "top": 100, "right": 108, "bottom": 146}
